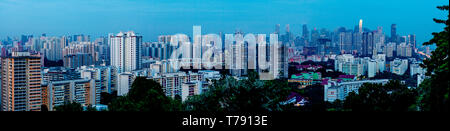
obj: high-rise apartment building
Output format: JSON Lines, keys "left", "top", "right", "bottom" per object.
{"left": 109, "top": 31, "right": 142, "bottom": 73}
{"left": 1, "top": 52, "right": 42, "bottom": 111}
{"left": 42, "top": 79, "right": 100, "bottom": 111}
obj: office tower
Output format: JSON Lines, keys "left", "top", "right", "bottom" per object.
{"left": 338, "top": 31, "right": 353, "bottom": 54}
{"left": 359, "top": 19, "right": 363, "bottom": 33}
{"left": 391, "top": 24, "right": 397, "bottom": 43}
{"left": 352, "top": 31, "right": 363, "bottom": 54}
{"left": 362, "top": 32, "right": 374, "bottom": 56}
{"left": 109, "top": 31, "right": 142, "bottom": 73}
{"left": 407, "top": 34, "right": 416, "bottom": 49}
{"left": 373, "top": 29, "right": 385, "bottom": 54}
{"left": 354, "top": 25, "right": 359, "bottom": 33}
{"left": 286, "top": 24, "right": 290, "bottom": 33}
{"left": 302, "top": 24, "right": 309, "bottom": 45}
{"left": 311, "top": 28, "right": 319, "bottom": 46}
{"left": 277, "top": 39, "right": 289, "bottom": 78}
{"left": 1, "top": 52, "right": 42, "bottom": 111}
{"left": 275, "top": 24, "right": 280, "bottom": 34}
{"left": 284, "top": 24, "right": 295, "bottom": 46}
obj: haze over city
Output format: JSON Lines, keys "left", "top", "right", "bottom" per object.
{"left": 0, "top": 0, "right": 447, "bottom": 47}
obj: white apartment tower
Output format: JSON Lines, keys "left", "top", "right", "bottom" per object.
{"left": 109, "top": 31, "right": 142, "bottom": 73}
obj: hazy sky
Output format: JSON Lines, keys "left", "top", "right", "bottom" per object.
{"left": 0, "top": 0, "right": 447, "bottom": 46}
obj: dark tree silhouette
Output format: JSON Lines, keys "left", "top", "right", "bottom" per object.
{"left": 344, "top": 80, "right": 418, "bottom": 111}
{"left": 108, "top": 77, "right": 181, "bottom": 111}
{"left": 419, "top": 4, "right": 449, "bottom": 112}
{"left": 184, "top": 70, "right": 293, "bottom": 111}
{"left": 54, "top": 101, "right": 83, "bottom": 112}
{"left": 41, "top": 104, "right": 49, "bottom": 112}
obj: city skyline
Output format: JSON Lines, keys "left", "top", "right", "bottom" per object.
{"left": 0, "top": 1, "right": 448, "bottom": 129}
{"left": 0, "top": 0, "right": 447, "bottom": 46}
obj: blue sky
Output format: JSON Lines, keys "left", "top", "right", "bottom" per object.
{"left": 0, "top": 0, "right": 447, "bottom": 46}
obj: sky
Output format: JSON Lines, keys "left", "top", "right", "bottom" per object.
{"left": 0, "top": 0, "right": 448, "bottom": 47}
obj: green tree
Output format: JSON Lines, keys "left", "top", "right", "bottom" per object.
{"left": 296, "top": 84, "right": 326, "bottom": 112}
{"left": 54, "top": 101, "right": 83, "bottom": 112}
{"left": 108, "top": 77, "right": 182, "bottom": 111}
{"left": 41, "top": 104, "right": 49, "bottom": 112}
{"left": 85, "top": 104, "right": 98, "bottom": 111}
{"left": 419, "top": 4, "right": 449, "bottom": 112}
{"left": 344, "top": 80, "right": 418, "bottom": 111}
{"left": 330, "top": 99, "right": 344, "bottom": 111}
{"left": 100, "top": 91, "right": 118, "bottom": 105}
{"left": 184, "top": 70, "right": 293, "bottom": 111}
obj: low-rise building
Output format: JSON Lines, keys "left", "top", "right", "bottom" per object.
{"left": 151, "top": 71, "right": 205, "bottom": 98}
{"left": 390, "top": 58, "right": 408, "bottom": 75}
{"left": 324, "top": 79, "right": 389, "bottom": 102}
{"left": 42, "top": 79, "right": 100, "bottom": 111}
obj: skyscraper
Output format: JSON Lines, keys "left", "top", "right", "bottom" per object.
{"left": 359, "top": 19, "right": 363, "bottom": 33}
{"left": 391, "top": 24, "right": 397, "bottom": 43}
{"left": 407, "top": 34, "right": 416, "bottom": 49}
{"left": 362, "top": 32, "right": 374, "bottom": 56}
{"left": 311, "top": 28, "right": 319, "bottom": 46}
{"left": 339, "top": 31, "right": 353, "bottom": 53}
{"left": 109, "top": 31, "right": 142, "bottom": 73}
{"left": 275, "top": 24, "right": 280, "bottom": 34}
{"left": 302, "top": 24, "right": 309, "bottom": 46}
{"left": 1, "top": 52, "right": 42, "bottom": 111}
{"left": 286, "top": 24, "right": 290, "bottom": 33}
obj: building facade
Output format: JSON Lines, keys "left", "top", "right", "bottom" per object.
{"left": 1, "top": 52, "right": 42, "bottom": 111}
{"left": 42, "top": 79, "right": 100, "bottom": 111}
{"left": 109, "top": 31, "right": 142, "bottom": 73}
